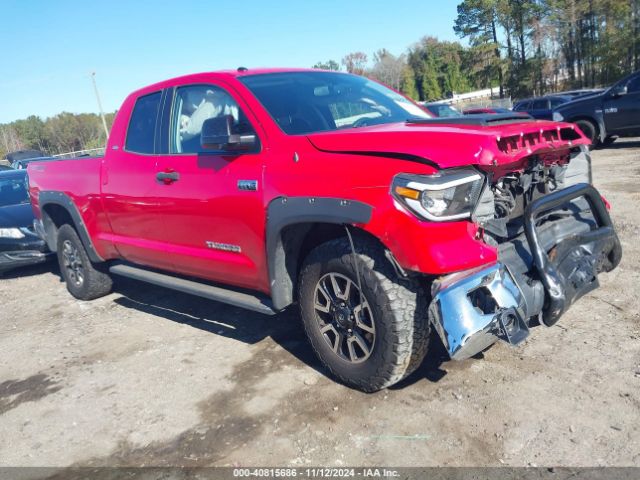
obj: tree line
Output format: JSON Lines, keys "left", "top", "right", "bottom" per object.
{"left": 3, "top": 0, "right": 638, "bottom": 160}
{"left": 0, "top": 112, "right": 115, "bottom": 160}
{"left": 315, "top": 0, "right": 639, "bottom": 101}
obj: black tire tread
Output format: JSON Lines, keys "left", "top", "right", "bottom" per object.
{"left": 575, "top": 118, "right": 598, "bottom": 145}
{"left": 298, "top": 236, "right": 430, "bottom": 392}
{"left": 57, "top": 224, "right": 112, "bottom": 300}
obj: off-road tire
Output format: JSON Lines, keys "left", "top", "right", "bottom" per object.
{"left": 575, "top": 119, "right": 598, "bottom": 146}
{"left": 298, "top": 236, "right": 430, "bottom": 392}
{"left": 57, "top": 224, "right": 112, "bottom": 300}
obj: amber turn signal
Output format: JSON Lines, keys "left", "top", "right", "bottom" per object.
{"left": 394, "top": 185, "right": 421, "bottom": 200}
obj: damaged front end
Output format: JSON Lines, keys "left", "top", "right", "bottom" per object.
{"left": 428, "top": 145, "right": 622, "bottom": 360}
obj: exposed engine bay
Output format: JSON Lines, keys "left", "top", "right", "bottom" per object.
{"left": 429, "top": 145, "right": 622, "bottom": 361}
{"left": 473, "top": 145, "right": 593, "bottom": 242}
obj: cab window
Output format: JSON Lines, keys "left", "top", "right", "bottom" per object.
{"left": 626, "top": 75, "right": 640, "bottom": 93}
{"left": 170, "top": 85, "right": 256, "bottom": 154}
{"left": 531, "top": 99, "right": 549, "bottom": 110}
{"left": 549, "top": 97, "right": 565, "bottom": 108}
{"left": 125, "top": 91, "right": 162, "bottom": 154}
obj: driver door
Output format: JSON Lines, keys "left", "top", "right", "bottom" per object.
{"left": 153, "top": 83, "right": 269, "bottom": 292}
{"left": 603, "top": 74, "right": 640, "bottom": 136}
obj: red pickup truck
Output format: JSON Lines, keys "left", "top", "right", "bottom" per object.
{"left": 28, "top": 68, "right": 622, "bottom": 391}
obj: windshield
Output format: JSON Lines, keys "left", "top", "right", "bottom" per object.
{"left": 239, "top": 71, "right": 430, "bottom": 135}
{"left": 0, "top": 174, "right": 30, "bottom": 207}
{"left": 425, "top": 104, "right": 463, "bottom": 118}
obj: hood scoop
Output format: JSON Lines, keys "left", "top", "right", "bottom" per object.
{"left": 407, "top": 113, "right": 534, "bottom": 126}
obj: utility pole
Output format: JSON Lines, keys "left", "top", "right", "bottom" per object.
{"left": 90, "top": 72, "right": 110, "bottom": 141}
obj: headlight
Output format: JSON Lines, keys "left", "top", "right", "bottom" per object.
{"left": 0, "top": 228, "right": 25, "bottom": 239}
{"left": 552, "top": 111, "right": 564, "bottom": 122}
{"left": 392, "top": 169, "right": 484, "bottom": 221}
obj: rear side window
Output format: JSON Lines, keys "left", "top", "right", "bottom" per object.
{"left": 514, "top": 101, "right": 530, "bottom": 111}
{"left": 531, "top": 99, "right": 549, "bottom": 110}
{"left": 549, "top": 97, "right": 565, "bottom": 108}
{"left": 125, "top": 91, "right": 162, "bottom": 154}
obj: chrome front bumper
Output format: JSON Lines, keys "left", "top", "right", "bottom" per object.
{"left": 428, "top": 184, "right": 622, "bottom": 361}
{"left": 428, "top": 263, "right": 530, "bottom": 361}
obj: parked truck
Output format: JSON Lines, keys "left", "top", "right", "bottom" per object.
{"left": 28, "top": 69, "right": 622, "bottom": 391}
{"left": 552, "top": 70, "right": 640, "bottom": 146}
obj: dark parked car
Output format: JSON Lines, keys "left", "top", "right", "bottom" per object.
{"left": 553, "top": 70, "right": 640, "bottom": 145}
{"left": 11, "top": 156, "right": 56, "bottom": 170}
{"left": 513, "top": 95, "right": 575, "bottom": 120}
{"left": 463, "top": 107, "right": 513, "bottom": 115}
{"left": 0, "top": 164, "right": 13, "bottom": 171}
{"left": 5, "top": 149, "right": 47, "bottom": 165}
{"left": 558, "top": 89, "right": 604, "bottom": 98}
{"left": 0, "top": 170, "right": 51, "bottom": 274}
{"left": 420, "top": 102, "right": 463, "bottom": 117}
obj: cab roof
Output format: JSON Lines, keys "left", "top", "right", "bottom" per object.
{"left": 133, "top": 68, "right": 347, "bottom": 97}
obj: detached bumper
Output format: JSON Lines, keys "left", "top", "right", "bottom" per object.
{"left": 429, "top": 183, "right": 622, "bottom": 360}
{"left": 429, "top": 263, "right": 530, "bottom": 360}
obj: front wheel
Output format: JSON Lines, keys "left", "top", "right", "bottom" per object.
{"left": 297, "top": 237, "right": 430, "bottom": 392}
{"left": 575, "top": 119, "right": 598, "bottom": 146}
{"left": 57, "top": 224, "right": 112, "bottom": 300}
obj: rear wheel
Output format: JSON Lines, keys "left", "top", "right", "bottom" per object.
{"left": 298, "top": 236, "right": 430, "bottom": 392}
{"left": 57, "top": 224, "right": 112, "bottom": 300}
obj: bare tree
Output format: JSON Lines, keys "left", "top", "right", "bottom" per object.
{"left": 0, "top": 125, "right": 25, "bottom": 157}
{"left": 342, "top": 52, "right": 369, "bottom": 75}
{"left": 370, "top": 49, "right": 407, "bottom": 90}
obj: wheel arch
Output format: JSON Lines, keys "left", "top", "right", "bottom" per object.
{"left": 267, "top": 196, "right": 379, "bottom": 311}
{"left": 38, "top": 191, "right": 104, "bottom": 263}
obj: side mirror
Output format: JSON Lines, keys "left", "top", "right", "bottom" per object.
{"left": 200, "top": 115, "right": 257, "bottom": 153}
{"left": 610, "top": 84, "right": 628, "bottom": 98}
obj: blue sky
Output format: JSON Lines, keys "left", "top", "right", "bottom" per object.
{"left": 0, "top": 0, "right": 460, "bottom": 123}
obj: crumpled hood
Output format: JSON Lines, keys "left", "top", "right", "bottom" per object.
{"left": 306, "top": 119, "right": 590, "bottom": 169}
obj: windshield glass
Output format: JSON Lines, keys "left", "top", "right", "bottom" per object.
{"left": 425, "top": 104, "right": 463, "bottom": 118}
{"left": 239, "top": 71, "right": 430, "bottom": 135}
{"left": 0, "top": 174, "right": 30, "bottom": 207}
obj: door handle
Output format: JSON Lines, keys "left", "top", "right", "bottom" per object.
{"left": 157, "top": 171, "right": 180, "bottom": 184}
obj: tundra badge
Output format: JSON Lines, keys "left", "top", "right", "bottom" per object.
{"left": 205, "top": 241, "right": 242, "bottom": 253}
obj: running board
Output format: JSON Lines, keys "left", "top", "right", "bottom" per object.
{"left": 109, "top": 263, "right": 277, "bottom": 315}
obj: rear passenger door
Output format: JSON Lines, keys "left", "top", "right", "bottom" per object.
{"left": 153, "top": 83, "right": 269, "bottom": 292}
{"left": 529, "top": 98, "right": 551, "bottom": 119}
{"left": 101, "top": 90, "right": 177, "bottom": 271}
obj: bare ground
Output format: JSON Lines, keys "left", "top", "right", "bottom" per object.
{"left": 0, "top": 139, "right": 639, "bottom": 468}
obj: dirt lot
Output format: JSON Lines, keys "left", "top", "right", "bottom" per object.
{"left": 1, "top": 140, "right": 639, "bottom": 468}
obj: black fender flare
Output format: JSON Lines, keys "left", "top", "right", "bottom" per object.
{"left": 266, "top": 196, "right": 373, "bottom": 311}
{"left": 38, "top": 191, "right": 104, "bottom": 263}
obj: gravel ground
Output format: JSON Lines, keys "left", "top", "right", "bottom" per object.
{"left": 0, "top": 139, "right": 639, "bottom": 468}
